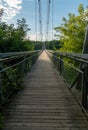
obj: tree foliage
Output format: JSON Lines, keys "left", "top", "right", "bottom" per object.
{"left": 55, "top": 4, "right": 88, "bottom": 53}
{"left": 0, "top": 8, "right": 3, "bottom": 21}
{"left": 0, "top": 18, "right": 35, "bottom": 52}
{"left": 45, "top": 40, "right": 61, "bottom": 50}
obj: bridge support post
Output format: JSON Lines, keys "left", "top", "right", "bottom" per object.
{"left": 82, "top": 66, "right": 88, "bottom": 110}
{"left": 23, "top": 56, "right": 27, "bottom": 75}
{"left": 59, "top": 56, "right": 63, "bottom": 75}
{"left": 82, "top": 25, "right": 88, "bottom": 54}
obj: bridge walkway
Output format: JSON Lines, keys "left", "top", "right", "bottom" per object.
{"left": 3, "top": 51, "right": 88, "bottom": 130}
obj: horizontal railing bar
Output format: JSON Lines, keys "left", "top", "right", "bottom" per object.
{"left": 0, "top": 50, "right": 40, "bottom": 63}
{"left": 0, "top": 52, "right": 40, "bottom": 73}
{"left": 0, "top": 50, "right": 40, "bottom": 58}
{"left": 48, "top": 50, "right": 88, "bottom": 64}
{"left": 52, "top": 51, "right": 88, "bottom": 60}
{"left": 46, "top": 50, "right": 83, "bottom": 73}
{"left": 0, "top": 54, "right": 34, "bottom": 73}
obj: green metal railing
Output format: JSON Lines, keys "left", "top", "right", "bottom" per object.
{"left": 46, "top": 50, "right": 88, "bottom": 112}
{"left": 0, "top": 50, "right": 41, "bottom": 105}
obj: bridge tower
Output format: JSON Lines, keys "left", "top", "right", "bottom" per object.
{"left": 82, "top": 25, "right": 88, "bottom": 53}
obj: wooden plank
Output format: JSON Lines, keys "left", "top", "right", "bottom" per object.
{"left": 3, "top": 51, "right": 88, "bottom": 130}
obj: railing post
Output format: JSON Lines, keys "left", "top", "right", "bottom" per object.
{"left": 82, "top": 66, "right": 88, "bottom": 109}
{"left": 59, "top": 56, "right": 63, "bottom": 75}
{"left": 23, "top": 56, "right": 26, "bottom": 75}
{"left": 32, "top": 55, "right": 35, "bottom": 65}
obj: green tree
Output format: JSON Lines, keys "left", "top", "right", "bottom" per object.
{"left": 0, "top": 18, "right": 34, "bottom": 52}
{"left": 0, "top": 22, "right": 8, "bottom": 52}
{"left": 17, "top": 18, "right": 30, "bottom": 40}
{"left": 45, "top": 40, "right": 61, "bottom": 50}
{"left": 55, "top": 4, "right": 88, "bottom": 53}
{"left": 0, "top": 8, "right": 3, "bottom": 21}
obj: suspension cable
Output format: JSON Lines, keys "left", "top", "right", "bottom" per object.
{"left": 35, "top": 0, "right": 37, "bottom": 43}
{"left": 46, "top": 0, "right": 51, "bottom": 41}
{"left": 52, "top": 0, "right": 54, "bottom": 40}
{"left": 38, "top": 0, "right": 42, "bottom": 42}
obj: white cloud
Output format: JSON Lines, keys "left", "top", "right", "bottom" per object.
{"left": 30, "top": 33, "right": 40, "bottom": 41}
{"left": 0, "top": 0, "right": 22, "bottom": 21}
{"left": 3, "top": 0, "right": 22, "bottom": 8}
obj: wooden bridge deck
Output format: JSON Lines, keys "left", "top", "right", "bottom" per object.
{"left": 3, "top": 51, "right": 88, "bottom": 130}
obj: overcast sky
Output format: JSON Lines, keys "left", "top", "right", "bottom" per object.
{"left": 0, "top": 0, "right": 88, "bottom": 41}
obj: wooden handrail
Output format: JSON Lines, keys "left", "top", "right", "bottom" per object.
{"left": 0, "top": 50, "right": 40, "bottom": 63}
{"left": 48, "top": 50, "right": 88, "bottom": 64}
{"left": 47, "top": 50, "right": 88, "bottom": 111}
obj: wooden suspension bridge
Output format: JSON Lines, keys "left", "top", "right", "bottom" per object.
{"left": 0, "top": 0, "right": 88, "bottom": 129}
{"left": 0, "top": 49, "right": 88, "bottom": 130}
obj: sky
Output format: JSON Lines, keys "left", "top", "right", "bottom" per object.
{"left": 0, "top": 0, "right": 88, "bottom": 41}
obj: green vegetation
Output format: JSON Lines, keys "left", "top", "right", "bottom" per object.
{"left": 54, "top": 4, "right": 88, "bottom": 90}
{"left": 32, "top": 41, "right": 42, "bottom": 50}
{"left": 0, "top": 52, "right": 39, "bottom": 104}
{"left": 0, "top": 18, "right": 42, "bottom": 52}
{"left": 63, "top": 63, "right": 78, "bottom": 85}
{"left": 45, "top": 40, "right": 61, "bottom": 50}
{"left": 2, "top": 66, "right": 23, "bottom": 97}
{"left": 55, "top": 4, "right": 88, "bottom": 53}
